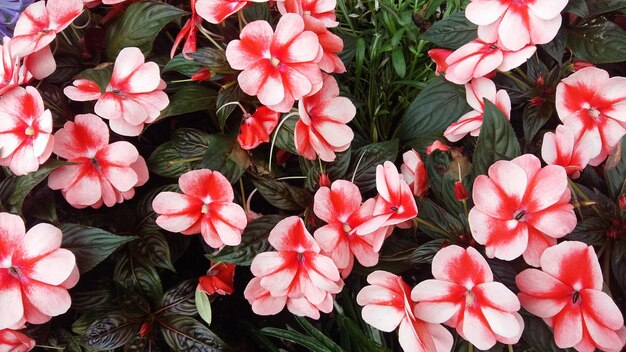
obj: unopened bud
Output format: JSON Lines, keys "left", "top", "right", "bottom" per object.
{"left": 319, "top": 173, "right": 331, "bottom": 187}
{"left": 139, "top": 322, "right": 151, "bottom": 337}
{"left": 454, "top": 181, "right": 468, "bottom": 202}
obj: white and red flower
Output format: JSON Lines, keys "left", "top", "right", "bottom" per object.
{"left": 238, "top": 106, "right": 280, "bottom": 150}
{"left": 370, "top": 161, "right": 418, "bottom": 227}
{"left": 247, "top": 216, "right": 343, "bottom": 318}
{"left": 444, "top": 77, "right": 511, "bottom": 142}
{"left": 466, "top": 0, "right": 569, "bottom": 51}
{"left": 400, "top": 149, "right": 429, "bottom": 197}
{"left": 64, "top": 47, "right": 169, "bottom": 136}
{"left": 152, "top": 169, "right": 247, "bottom": 249}
{"left": 225, "top": 14, "right": 323, "bottom": 112}
{"left": 199, "top": 262, "right": 236, "bottom": 296}
{"left": 295, "top": 74, "right": 355, "bottom": 161}
{"left": 516, "top": 241, "right": 626, "bottom": 352}
{"left": 357, "top": 271, "right": 454, "bottom": 352}
{"left": 412, "top": 245, "right": 524, "bottom": 350}
{"left": 172, "top": 0, "right": 202, "bottom": 58}
{"left": 196, "top": 0, "right": 267, "bottom": 24}
{"left": 277, "top": 0, "right": 339, "bottom": 27}
{"left": 541, "top": 124, "right": 597, "bottom": 179}
{"left": 0, "top": 37, "right": 31, "bottom": 96}
{"left": 313, "top": 180, "right": 388, "bottom": 277}
{"left": 0, "top": 213, "right": 78, "bottom": 329}
{"left": 0, "top": 86, "right": 53, "bottom": 176}
{"left": 0, "top": 329, "right": 35, "bottom": 351}
{"left": 555, "top": 67, "right": 626, "bottom": 165}
{"left": 48, "top": 114, "right": 148, "bottom": 208}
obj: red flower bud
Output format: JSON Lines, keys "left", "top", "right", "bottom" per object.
{"left": 454, "top": 181, "right": 468, "bottom": 202}
{"left": 529, "top": 96, "right": 544, "bottom": 107}
{"left": 139, "top": 322, "right": 151, "bottom": 337}
{"left": 535, "top": 75, "right": 545, "bottom": 87}
{"left": 191, "top": 68, "right": 212, "bottom": 81}
{"left": 318, "top": 173, "right": 331, "bottom": 187}
{"left": 619, "top": 194, "right": 626, "bottom": 210}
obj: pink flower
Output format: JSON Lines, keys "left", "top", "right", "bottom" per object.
{"left": 248, "top": 216, "right": 343, "bottom": 318}
{"left": 171, "top": 0, "right": 201, "bottom": 58}
{"left": 371, "top": 161, "right": 418, "bottom": 227}
{"left": 541, "top": 124, "right": 596, "bottom": 179}
{"left": 313, "top": 180, "right": 388, "bottom": 277}
{"left": 225, "top": 14, "right": 323, "bottom": 112}
{"left": 441, "top": 39, "right": 536, "bottom": 85}
{"left": 237, "top": 106, "right": 280, "bottom": 150}
{"left": 468, "top": 154, "right": 577, "bottom": 266}
{"left": 516, "top": 241, "right": 626, "bottom": 352}
{"left": 425, "top": 140, "right": 450, "bottom": 155}
{"left": 0, "top": 86, "right": 53, "bottom": 176}
{"left": 0, "top": 213, "right": 78, "bottom": 329}
{"left": 0, "top": 38, "right": 32, "bottom": 96}
{"left": 152, "top": 169, "right": 247, "bottom": 248}
{"left": 64, "top": 47, "right": 170, "bottom": 136}
{"left": 357, "top": 271, "right": 453, "bottom": 352}
{"left": 555, "top": 67, "right": 626, "bottom": 165}
{"left": 0, "top": 329, "right": 35, "bottom": 351}
{"left": 277, "top": 0, "right": 339, "bottom": 27}
{"left": 11, "top": 0, "right": 83, "bottom": 79}
{"left": 198, "top": 262, "right": 236, "bottom": 296}
{"left": 428, "top": 49, "right": 453, "bottom": 76}
{"left": 466, "top": 0, "right": 568, "bottom": 51}
{"left": 303, "top": 17, "right": 345, "bottom": 73}
{"left": 400, "top": 149, "right": 429, "bottom": 197}
{"left": 196, "top": 0, "right": 266, "bottom": 24}
{"left": 412, "top": 245, "right": 523, "bottom": 350}
{"left": 295, "top": 74, "right": 355, "bottom": 161}
{"left": 48, "top": 114, "right": 148, "bottom": 208}
{"left": 444, "top": 77, "right": 511, "bottom": 142}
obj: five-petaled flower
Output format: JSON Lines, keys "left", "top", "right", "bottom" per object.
{"left": 277, "top": 0, "right": 339, "bottom": 27}
{"left": 48, "top": 114, "right": 149, "bottom": 208}
{"left": 357, "top": 271, "right": 454, "bottom": 352}
{"left": 152, "top": 169, "right": 247, "bottom": 249}
{"left": 412, "top": 245, "right": 524, "bottom": 351}
{"left": 541, "top": 123, "right": 596, "bottom": 179}
{"left": 369, "top": 161, "right": 418, "bottom": 227}
{"left": 516, "top": 241, "right": 626, "bottom": 352}
{"left": 0, "top": 213, "right": 79, "bottom": 329}
{"left": 468, "top": 154, "right": 577, "bottom": 266}
{"left": 400, "top": 149, "right": 429, "bottom": 197}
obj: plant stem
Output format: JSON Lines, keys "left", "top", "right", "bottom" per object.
{"left": 415, "top": 217, "right": 450, "bottom": 238}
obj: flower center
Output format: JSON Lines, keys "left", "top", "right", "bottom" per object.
{"left": 390, "top": 206, "right": 399, "bottom": 212}
{"left": 514, "top": 210, "right": 526, "bottom": 221}
{"left": 572, "top": 291, "right": 581, "bottom": 304}
{"left": 343, "top": 223, "right": 352, "bottom": 234}
{"left": 588, "top": 107, "right": 601, "bottom": 119}
{"left": 91, "top": 157, "right": 101, "bottom": 170}
{"left": 303, "top": 10, "right": 311, "bottom": 15}
{"left": 24, "top": 126, "right": 35, "bottom": 136}
{"left": 465, "top": 290, "right": 476, "bottom": 307}
{"left": 270, "top": 57, "right": 280, "bottom": 67}
{"left": 296, "top": 252, "right": 305, "bottom": 262}
{"left": 201, "top": 203, "right": 210, "bottom": 214}
{"left": 8, "top": 266, "right": 22, "bottom": 279}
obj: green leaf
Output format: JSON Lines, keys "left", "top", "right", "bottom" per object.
{"left": 397, "top": 77, "right": 470, "bottom": 141}
{"left": 420, "top": 11, "right": 478, "bottom": 49}
{"left": 566, "top": 19, "right": 626, "bottom": 64}
{"left": 172, "top": 128, "right": 212, "bottom": 158}
{"left": 564, "top": 0, "right": 589, "bottom": 17}
{"left": 335, "top": 315, "right": 390, "bottom": 352}
{"left": 200, "top": 133, "right": 249, "bottom": 183}
{"left": 81, "top": 311, "right": 139, "bottom": 349}
{"left": 425, "top": 150, "right": 469, "bottom": 215}
{"left": 148, "top": 141, "right": 199, "bottom": 178}
{"left": 391, "top": 47, "right": 406, "bottom": 78}
{"left": 565, "top": 217, "right": 608, "bottom": 246}
{"left": 131, "top": 230, "right": 175, "bottom": 271}
{"left": 243, "top": 2, "right": 270, "bottom": 21}
{"left": 207, "top": 215, "right": 284, "bottom": 265}
{"left": 271, "top": 115, "right": 298, "bottom": 155}
{"left": 300, "top": 148, "right": 351, "bottom": 190}
{"left": 612, "top": 240, "right": 626, "bottom": 294}
{"left": 252, "top": 177, "right": 313, "bottom": 211}
{"left": 60, "top": 224, "right": 136, "bottom": 274}
{"left": 415, "top": 197, "right": 464, "bottom": 239}
{"left": 117, "top": 284, "right": 151, "bottom": 319}
{"left": 408, "top": 239, "right": 447, "bottom": 264}
{"left": 294, "top": 316, "right": 343, "bottom": 352}
{"left": 348, "top": 140, "right": 399, "bottom": 193}
{"left": 105, "top": 1, "right": 187, "bottom": 59}
{"left": 522, "top": 101, "right": 555, "bottom": 144}
{"left": 188, "top": 48, "right": 235, "bottom": 75}
{"left": 472, "top": 100, "right": 521, "bottom": 176}
{"left": 195, "top": 288, "right": 212, "bottom": 325}
{"left": 76, "top": 63, "right": 113, "bottom": 92}
{"left": 114, "top": 253, "right": 163, "bottom": 307}
{"left": 261, "top": 328, "right": 333, "bottom": 352}
{"left": 157, "top": 85, "right": 217, "bottom": 120}
{"left": 216, "top": 84, "right": 245, "bottom": 129}
{"left": 8, "top": 159, "right": 68, "bottom": 214}
{"left": 163, "top": 54, "right": 204, "bottom": 76}
{"left": 522, "top": 315, "right": 575, "bottom": 352}
{"left": 160, "top": 316, "right": 229, "bottom": 352}
{"left": 160, "top": 279, "right": 197, "bottom": 316}
{"left": 604, "top": 135, "right": 626, "bottom": 200}
{"left": 586, "top": 0, "right": 626, "bottom": 16}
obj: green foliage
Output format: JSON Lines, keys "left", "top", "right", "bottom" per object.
{"left": 567, "top": 19, "right": 626, "bottom": 64}
{"left": 348, "top": 140, "right": 399, "bottom": 192}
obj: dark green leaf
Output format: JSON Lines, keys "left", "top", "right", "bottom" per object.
{"left": 172, "top": 128, "right": 212, "bottom": 158}
{"left": 540, "top": 28, "right": 567, "bottom": 64}
{"left": 421, "top": 11, "right": 478, "bottom": 49}
{"left": 425, "top": 150, "right": 469, "bottom": 216}
{"left": 348, "top": 140, "right": 399, "bottom": 193}
{"left": 72, "top": 280, "right": 117, "bottom": 313}
{"left": 565, "top": 217, "right": 609, "bottom": 245}
{"left": 391, "top": 47, "right": 406, "bottom": 78}
{"left": 77, "top": 64, "right": 113, "bottom": 93}
{"left": 200, "top": 134, "right": 249, "bottom": 183}
{"left": 586, "top": 0, "right": 626, "bottom": 16}
{"left": 105, "top": 1, "right": 187, "bottom": 59}
{"left": 336, "top": 315, "right": 390, "bottom": 352}
{"left": 522, "top": 101, "right": 555, "bottom": 144}
{"left": 216, "top": 84, "right": 245, "bottom": 129}
{"left": 294, "top": 317, "right": 343, "bottom": 352}
{"left": 271, "top": 115, "right": 298, "bottom": 155}
{"left": 188, "top": 48, "right": 234, "bottom": 75}
{"left": 261, "top": 328, "right": 332, "bottom": 352}
{"left": 117, "top": 284, "right": 152, "bottom": 319}
{"left": 8, "top": 159, "right": 68, "bottom": 213}
{"left": 612, "top": 239, "right": 626, "bottom": 294}
{"left": 132, "top": 230, "right": 175, "bottom": 271}
{"left": 148, "top": 142, "right": 198, "bottom": 178}
{"left": 207, "top": 215, "right": 284, "bottom": 265}
{"left": 566, "top": 19, "right": 626, "bottom": 64}
{"left": 472, "top": 100, "right": 521, "bottom": 176}
{"left": 397, "top": 77, "right": 470, "bottom": 141}
{"left": 252, "top": 177, "right": 313, "bottom": 211}
{"left": 243, "top": 2, "right": 270, "bottom": 21}
{"left": 163, "top": 54, "right": 204, "bottom": 76}
{"left": 522, "top": 315, "right": 575, "bottom": 352}
{"left": 160, "top": 316, "right": 229, "bottom": 352}
{"left": 81, "top": 311, "right": 139, "bottom": 349}
{"left": 407, "top": 239, "right": 446, "bottom": 264}
{"left": 415, "top": 197, "right": 464, "bottom": 239}
{"left": 565, "top": 0, "right": 589, "bottom": 17}
{"left": 60, "top": 224, "right": 136, "bottom": 274}
{"left": 301, "top": 148, "right": 351, "bottom": 190}
{"left": 114, "top": 253, "right": 163, "bottom": 307}
{"left": 604, "top": 135, "right": 626, "bottom": 200}
{"left": 486, "top": 259, "right": 518, "bottom": 293}
{"left": 158, "top": 85, "right": 217, "bottom": 120}
{"left": 160, "top": 279, "right": 197, "bottom": 316}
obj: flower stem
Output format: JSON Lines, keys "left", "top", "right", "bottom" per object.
{"left": 468, "top": 343, "right": 473, "bottom": 352}
{"left": 415, "top": 217, "right": 450, "bottom": 238}
{"left": 508, "top": 344, "right": 514, "bottom": 352}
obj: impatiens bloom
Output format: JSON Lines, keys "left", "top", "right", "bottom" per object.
{"left": 0, "top": 329, "right": 34, "bottom": 351}
{"left": 439, "top": 39, "right": 536, "bottom": 85}
{"left": 0, "top": 86, "right": 53, "bottom": 176}
{"left": 248, "top": 216, "right": 343, "bottom": 319}
{"left": 516, "top": 241, "right": 626, "bottom": 352}
{"left": 196, "top": 0, "right": 266, "bottom": 24}
{"left": 0, "top": 213, "right": 78, "bottom": 329}
{"left": 171, "top": 0, "right": 201, "bottom": 58}
{"left": 225, "top": 14, "right": 323, "bottom": 112}
{"left": 295, "top": 74, "right": 355, "bottom": 161}
{"left": 400, "top": 149, "right": 428, "bottom": 197}
{"left": 48, "top": 114, "right": 149, "bottom": 208}
{"left": 277, "top": 0, "right": 338, "bottom": 27}
{"left": 468, "top": 154, "right": 577, "bottom": 266}
{"left": 64, "top": 47, "right": 169, "bottom": 136}
{"left": 428, "top": 48, "right": 453, "bottom": 76}
{"left": 237, "top": 106, "right": 280, "bottom": 150}
{"left": 370, "top": 161, "right": 418, "bottom": 227}
{"left": 0, "top": 37, "right": 31, "bottom": 95}
{"left": 357, "top": 271, "right": 454, "bottom": 352}
{"left": 303, "top": 17, "right": 345, "bottom": 73}
{"left": 198, "top": 262, "right": 236, "bottom": 296}
{"left": 412, "top": 245, "right": 523, "bottom": 350}
{"left": 555, "top": 67, "right": 626, "bottom": 165}
{"left": 152, "top": 169, "right": 247, "bottom": 248}
{"left": 466, "top": 0, "right": 568, "bottom": 51}
{"left": 313, "top": 180, "right": 388, "bottom": 277}
{"left": 444, "top": 77, "right": 511, "bottom": 142}
{"left": 541, "top": 124, "right": 596, "bottom": 179}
